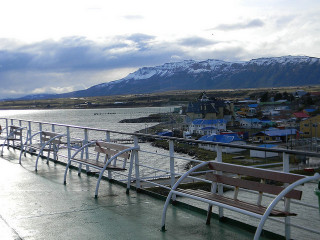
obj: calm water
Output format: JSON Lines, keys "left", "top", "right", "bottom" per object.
{"left": 0, "top": 107, "right": 175, "bottom": 132}
{"left": 0, "top": 106, "right": 189, "bottom": 179}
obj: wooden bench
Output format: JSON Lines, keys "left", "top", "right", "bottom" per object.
{"left": 63, "top": 141, "right": 140, "bottom": 198}
{"left": 1, "top": 125, "right": 26, "bottom": 155}
{"left": 19, "top": 131, "right": 65, "bottom": 171}
{"left": 161, "top": 161, "right": 306, "bottom": 239}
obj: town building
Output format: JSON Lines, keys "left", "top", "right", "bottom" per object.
{"left": 188, "top": 119, "right": 227, "bottom": 135}
{"left": 186, "top": 92, "right": 234, "bottom": 120}
{"left": 252, "top": 128, "right": 298, "bottom": 143}
{"left": 300, "top": 115, "right": 320, "bottom": 138}
{"left": 199, "top": 134, "right": 246, "bottom": 153}
{"left": 250, "top": 144, "right": 279, "bottom": 158}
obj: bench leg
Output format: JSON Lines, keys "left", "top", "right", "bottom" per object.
{"left": 78, "top": 163, "right": 82, "bottom": 176}
{"left": 63, "top": 161, "right": 72, "bottom": 185}
{"left": 35, "top": 153, "right": 42, "bottom": 172}
{"left": 206, "top": 205, "right": 213, "bottom": 225}
{"left": 161, "top": 191, "right": 174, "bottom": 231}
{"left": 95, "top": 170, "right": 105, "bottom": 198}
{"left": 19, "top": 146, "right": 26, "bottom": 164}
{"left": 126, "top": 153, "right": 135, "bottom": 194}
{"left": 0, "top": 140, "right": 6, "bottom": 156}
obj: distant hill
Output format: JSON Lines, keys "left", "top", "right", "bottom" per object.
{"left": 17, "top": 56, "right": 320, "bottom": 100}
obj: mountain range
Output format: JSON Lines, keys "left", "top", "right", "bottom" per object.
{"left": 17, "top": 56, "right": 320, "bottom": 100}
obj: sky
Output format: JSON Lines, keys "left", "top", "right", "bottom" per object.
{"left": 0, "top": 0, "right": 320, "bottom": 98}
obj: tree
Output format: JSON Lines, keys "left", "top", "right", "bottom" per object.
{"left": 260, "top": 92, "right": 269, "bottom": 102}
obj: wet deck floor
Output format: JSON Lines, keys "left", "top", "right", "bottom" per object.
{"left": 0, "top": 148, "right": 270, "bottom": 240}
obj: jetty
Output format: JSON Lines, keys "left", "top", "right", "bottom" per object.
{"left": 0, "top": 117, "right": 319, "bottom": 240}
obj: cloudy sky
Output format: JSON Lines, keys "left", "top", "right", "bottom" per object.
{"left": 0, "top": 0, "right": 319, "bottom": 98}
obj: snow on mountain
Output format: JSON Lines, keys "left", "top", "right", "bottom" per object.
{"left": 91, "top": 55, "right": 320, "bottom": 90}
{"left": 15, "top": 55, "right": 320, "bottom": 101}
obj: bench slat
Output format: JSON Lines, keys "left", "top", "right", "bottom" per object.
{"left": 94, "top": 146, "right": 130, "bottom": 159}
{"left": 209, "top": 162, "right": 305, "bottom": 184}
{"left": 206, "top": 173, "right": 302, "bottom": 200}
{"left": 72, "top": 158, "right": 126, "bottom": 171}
{"left": 177, "top": 188, "right": 296, "bottom": 217}
{"left": 96, "top": 141, "right": 129, "bottom": 151}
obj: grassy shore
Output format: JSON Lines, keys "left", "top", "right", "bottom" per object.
{"left": 1, "top": 85, "right": 320, "bottom": 110}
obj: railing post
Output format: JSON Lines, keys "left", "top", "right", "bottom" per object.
{"left": 105, "top": 131, "right": 114, "bottom": 179}
{"left": 283, "top": 152, "right": 291, "bottom": 240}
{"left": 169, "top": 140, "right": 176, "bottom": 201}
{"left": 106, "top": 131, "right": 110, "bottom": 142}
{"left": 84, "top": 128, "right": 89, "bottom": 172}
{"left": 51, "top": 124, "right": 55, "bottom": 132}
{"left": 133, "top": 136, "right": 140, "bottom": 190}
{"left": 283, "top": 152, "right": 290, "bottom": 173}
{"left": 66, "top": 126, "right": 71, "bottom": 162}
{"left": 10, "top": 119, "right": 14, "bottom": 125}
{"left": 5, "top": 119, "right": 8, "bottom": 139}
{"left": 28, "top": 121, "right": 32, "bottom": 144}
{"left": 216, "top": 144, "right": 224, "bottom": 218}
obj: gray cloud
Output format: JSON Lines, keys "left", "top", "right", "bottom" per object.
{"left": 214, "top": 19, "right": 265, "bottom": 31}
{"left": 178, "top": 37, "right": 217, "bottom": 47}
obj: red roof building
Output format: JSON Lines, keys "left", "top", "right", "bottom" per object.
{"left": 293, "top": 112, "right": 310, "bottom": 119}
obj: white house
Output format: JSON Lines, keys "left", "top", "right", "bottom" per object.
{"left": 189, "top": 119, "right": 227, "bottom": 135}
{"left": 238, "top": 118, "right": 262, "bottom": 129}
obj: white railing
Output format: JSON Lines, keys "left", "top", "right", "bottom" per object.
{"left": 0, "top": 117, "right": 319, "bottom": 239}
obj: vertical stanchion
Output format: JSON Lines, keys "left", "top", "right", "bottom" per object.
{"left": 84, "top": 128, "right": 89, "bottom": 172}
{"left": 105, "top": 131, "right": 113, "bottom": 179}
{"left": 216, "top": 144, "right": 224, "bottom": 218}
{"left": 133, "top": 136, "right": 140, "bottom": 190}
{"left": 169, "top": 140, "right": 176, "bottom": 201}
{"left": 5, "top": 119, "right": 8, "bottom": 138}
{"left": 66, "top": 126, "right": 71, "bottom": 163}
{"left": 28, "top": 121, "right": 32, "bottom": 144}
{"left": 283, "top": 152, "right": 291, "bottom": 240}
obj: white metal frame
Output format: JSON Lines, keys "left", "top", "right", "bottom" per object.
{"left": 63, "top": 140, "right": 140, "bottom": 198}
{"left": 19, "top": 131, "right": 66, "bottom": 171}
{"left": 161, "top": 161, "right": 319, "bottom": 240}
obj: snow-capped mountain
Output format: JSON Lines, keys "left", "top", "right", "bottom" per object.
{"left": 18, "top": 56, "right": 320, "bottom": 100}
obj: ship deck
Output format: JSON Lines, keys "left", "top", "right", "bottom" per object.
{"left": 0, "top": 147, "right": 274, "bottom": 240}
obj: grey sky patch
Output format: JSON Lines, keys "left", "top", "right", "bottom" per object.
{"left": 123, "top": 15, "right": 144, "bottom": 20}
{"left": 214, "top": 19, "right": 265, "bottom": 31}
{"left": 178, "top": 37, "right": 217, "bottom": 47}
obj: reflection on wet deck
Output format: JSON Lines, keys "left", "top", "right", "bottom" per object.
{"left": 0, "top": 147, "right": 271, "bottom": 240}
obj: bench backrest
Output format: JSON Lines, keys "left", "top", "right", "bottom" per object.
{"left": 94, "top": 141, "right": 131, "bottom": 160}
{"left": 41, "top": 131, "right": 63, "bottom": 145}
{"left": 9, "top": 126, "right": 24, "bottom": 139}
{"left": 207, "top": 162, "right": 305, "bottom": 200}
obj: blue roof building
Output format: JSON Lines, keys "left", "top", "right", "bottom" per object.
{"left": 199, "top": 134, "right": 246, "bottom": 153}
{"left": 189, "top": 119, "right": 227, "bottom": 136}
